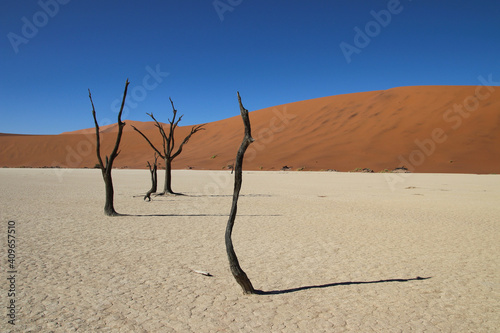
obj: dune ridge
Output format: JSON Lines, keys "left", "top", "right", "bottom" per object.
{"left": 1, "top": 85, "right": 499, "bottom": 173}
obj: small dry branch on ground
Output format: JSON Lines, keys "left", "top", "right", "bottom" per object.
{"left": 192, "top": 269, "right": 213, "bottom": 277}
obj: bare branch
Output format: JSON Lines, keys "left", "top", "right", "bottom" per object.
{"left": 147, "top": 112, "right": 169, "bottom": 156}
{"left": 237, "top": 91, "right": 254, "bottom": 143}
{"left": 168, "top": 97, "right": 177, "bottom": 126}
{"left": 108, "top": 79, "right": 130, "bottom": 168}
{"left": 89, "top": 89, "right": 104, "bottom": 169}
{"left": 171, "top": 124, "right": 206, "bottom": 159}
{"left": 168, "top": 98, "right": 181, "bottom": 153}
{"left": 131, "top": 125, "right": 165, "bottom": 159}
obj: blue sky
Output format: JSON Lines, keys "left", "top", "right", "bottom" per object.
{"left": 1, "top": 0, "right": 499, "bottom": 134}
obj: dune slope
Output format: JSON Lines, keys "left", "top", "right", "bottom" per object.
{"left": 1, "top": 85, "right": 499, "bottom": 173}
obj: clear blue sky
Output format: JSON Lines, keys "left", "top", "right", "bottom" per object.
{"left": 1, "top": 0, "right": 499, "bottom": 134}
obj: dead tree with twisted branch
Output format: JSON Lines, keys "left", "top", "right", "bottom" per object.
{"left": 225, "top": 92, "right": 256, "bottom": 294}
{"left": 89, "top": 79, "right": 130, "bottom": 216}
{"left": 132, "top": 99, "right": 205, "bottom": 195}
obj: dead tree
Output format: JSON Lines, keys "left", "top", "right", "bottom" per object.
{"left": 89, "top": 79, "right": 130, "bottom": 216}
{"left": 225, "top": 92, "right": 256, "bottom": 294}
{"left": 144, "top": 153, "right": 158, "bottom": 201}
{"left": 132, "top": 99, "right": 205, "bottom": 195}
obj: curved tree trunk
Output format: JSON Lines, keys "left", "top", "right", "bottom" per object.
{"left": 225, "top": 92, "right": 256, "bottom": 294}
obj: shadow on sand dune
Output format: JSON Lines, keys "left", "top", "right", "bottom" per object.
{"left": 255, "top": 276, "right": 431, "bottom": 295}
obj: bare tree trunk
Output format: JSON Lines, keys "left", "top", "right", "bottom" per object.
{"left": 103, "top": 171, "right": 117, "bottom": 215}
{"left": 90, "top": 79, "right": 129, "bottom": 216}
{"left": 163, "top": 158, "right": 174, "bottom": 194}
{"left": 225, "top": 92, "right": 256, "bottom": 294}
{"left": 144, "top": 155, "right": 158, "bottom": 201}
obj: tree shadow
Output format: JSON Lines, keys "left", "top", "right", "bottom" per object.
{"left": 120, "top": 213, "right": 282, "bottom": 217}
{"left": 184, "top": 194, "right": 273, "bottom": 198}
{"left": 132, "top": 192, "right": 186, "bottom": 199}
{"left": 153, "top": 192, "right": 186, "bottom": 196}
{"left": 254, "top": 276, "right": 431, "bottom": 295}
{"left": 185, "top": 194, "right": 232, "bottom": 197}
{"left": 134, "top": 193, "right": 273, "bottom": 199}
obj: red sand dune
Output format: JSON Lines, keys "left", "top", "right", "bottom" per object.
{"left": 1, "top": 85, "right": 499, "bottom": 173}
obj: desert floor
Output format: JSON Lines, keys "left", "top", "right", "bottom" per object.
{"left": 1, "top": 168, "right": 499, "bottom": 332}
